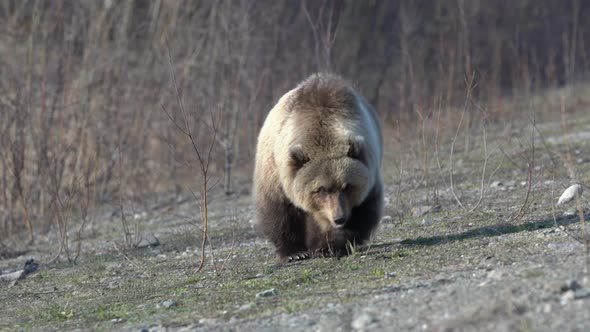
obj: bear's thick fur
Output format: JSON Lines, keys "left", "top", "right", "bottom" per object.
{"left": 253, "top": 73, "right": 383, "bottom": 262}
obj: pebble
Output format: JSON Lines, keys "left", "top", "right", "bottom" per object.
{"left": 133, "top": 211, "right": 148, "bottom": 220}
{"left": 561, "top": 290, "right": 576, "bottom": 303}
{"left": 157, "top": 300, "right": 176, "bottom": 309}
{"left": 256, "top": 289, "right": 278, "bottom": 298}
{"left": 565, "top": 280, "right": 582, "bottom": 291}
{"left": 543, "top": 303, "right": 552, "bottom": 313}
{"left": 564, "top": 208, "right": 579, "bottom": 217}
{"left": 381, "top": 215, "right": 393, "bottom": 223}
{"left": 487, "top": 269, "right": 505, "bottom": 280}
{"left": 490, "top": 180, "right": 503, "bottom": 188}
{"left": 351, "top": 307, "right": 383, "bottom": 331}
{"left": 421, "top": 218, "right": 434, "bottom": 226}
{"left": 136, "top": 233, "right": 160, "bottom": 248}
{"left": 0, "top": 270, "right": 24, "bottom": 282}
{"left": 0, "top": 258, "right": 39, "bottom": 285}
{"left": 557, "top": 184, "right": 583, "bottom": 206}
{"left": 351, "top": 311, "right": 377, "bottom": 331}
{"left": 573, "top": 288, "right": 590, "bottom": 299}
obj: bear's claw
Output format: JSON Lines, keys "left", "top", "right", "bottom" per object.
{"left": 287, "top": 248, "right": 341, "bottom": 262}
{"left": 287, "top": 251, "right": 312, "bottom": 262}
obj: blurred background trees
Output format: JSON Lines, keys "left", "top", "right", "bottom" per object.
{"left": 1, "top": 0, "right": 589, "bottom": 241}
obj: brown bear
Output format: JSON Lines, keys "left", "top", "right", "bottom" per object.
{"left": 253, "top": 73, "right": 383, "bottom": 262}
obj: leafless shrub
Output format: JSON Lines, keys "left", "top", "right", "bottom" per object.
{"left": 161, "top": 42, "right": 219, "bottom": 273}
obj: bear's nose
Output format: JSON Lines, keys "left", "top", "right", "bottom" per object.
{"left": 334, "top": 217, "right": 346, "bottom": 226}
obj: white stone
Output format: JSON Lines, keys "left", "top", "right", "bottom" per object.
{"left": 557, "top": 184, "right": 583, "bottom": 205}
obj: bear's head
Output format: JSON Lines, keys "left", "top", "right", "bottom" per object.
{"left": 288, "top": 137, "right": 371, "bottom": 231}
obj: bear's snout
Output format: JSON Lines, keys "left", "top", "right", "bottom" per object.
{"left": 325, "top": 192, "right": 348, "bottom": 228}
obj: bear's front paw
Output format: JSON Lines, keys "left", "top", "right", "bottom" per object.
{"left": 287, "top": 251, "right": 312, "bottom": 262}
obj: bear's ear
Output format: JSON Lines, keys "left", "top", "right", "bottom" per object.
{"left": 347, "top": 136, "right": 365, "bottom": 160}
{"left": 289, "top": 145, "right": 309, "bottom": 169}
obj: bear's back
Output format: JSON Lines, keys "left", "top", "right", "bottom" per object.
{"left": 286, "top": 74, "right": 382, "bottom": 164}
{"left": 290, "top": 74, "right": 358, "bottom": 117}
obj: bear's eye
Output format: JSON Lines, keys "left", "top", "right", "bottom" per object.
{"left": 342, "top": 183, "right": 349, "bottom": 191}
{"left": 314, "top": 187, "right": 327, "bottom": 195}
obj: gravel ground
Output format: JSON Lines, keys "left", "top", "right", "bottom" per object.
{"left": 2, "top": 108, "right": 590, "bottom": 332}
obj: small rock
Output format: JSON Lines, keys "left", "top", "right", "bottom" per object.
{"left": 0, "top": 258, "right": 39, "bottom": 285}
{"left": 133, "top": 211, "right": 148, "bottom": 220}
{"left": 505, "top": 180, "right": 516, "bottom": 187}
{"left": 565, "top": 280, "right": 583, "bottom": 292}
{"left": 563, "top": 207, "right": 579, "bottom": 217}
{"left": 561, "top": 290, "right": 576, "bottom": 303}
{"left": 352, "top": 310, "right": 378, "bottom": 330}
{"left": 157, "top": 300, "right": 176, "bottom": 309}
{"left": 256, "top": 288, "right": 278, "bottom": 298}
{"left": 487, "top": 269, "right": 505, "bottom": 280}
{"left": 543, "top": 303, "right": 552, "bottom": 313}
{"left": 557, "top": 184, "right": 583, "bottom": 206}
{"left": 23, "top": 258, "right": 39, "bottom": 275}
{"left": 490, "top": 180, "right": 503, "bottom": 188}
{"left": 421, "top": 218, "right": 434, "bottom": 226}
{"left": 0, "top": 270, "right": 24, "bottom": 282}
{"left": 136, "top": 233, "right": 160, "bottom": 248}
{"left": 381, "top": 215, "right": 393, "bottom": 223}
{"left": 574, "top": 288, "right": 590, "bottom": 299}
